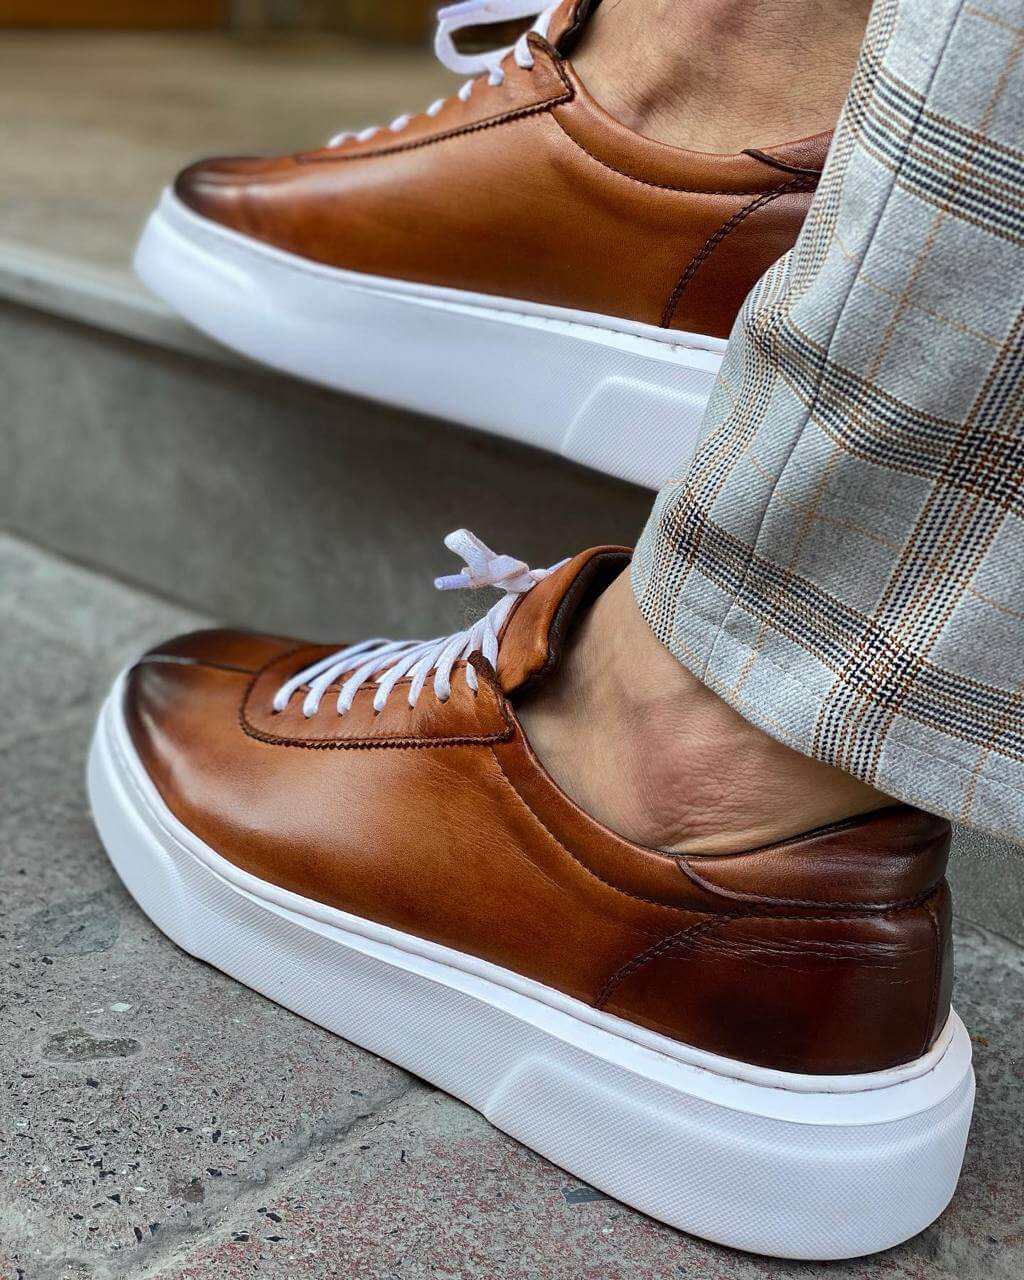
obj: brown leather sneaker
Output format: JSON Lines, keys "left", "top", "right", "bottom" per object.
{"left": 133, "top": 0, "right": 831, "bottom": 488}
{"left": 88, "top": 532, "right": 973, "bottom": 1260}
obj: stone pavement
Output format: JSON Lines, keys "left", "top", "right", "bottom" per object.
{"left": 2, "top": 532, "right": 1022, "bottom": 1280}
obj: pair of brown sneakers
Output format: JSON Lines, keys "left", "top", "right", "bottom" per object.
{"left": 93, "top": 0, "right": 974, "bottom": 1261}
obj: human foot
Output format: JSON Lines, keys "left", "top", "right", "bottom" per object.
{"left": 134, "top": 0, "right": 831, "bottom": 490}
{"left": 518, "top": 568, "right": 891, "bottom": 853}
{"left": 574, "top": 0, "right": 872, "bottom": 153}
{"left": 89, "top": 530, "right": 973, "bottom": 1260}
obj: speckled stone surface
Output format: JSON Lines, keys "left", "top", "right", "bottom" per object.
{"left": 1, "top": 535, "right": 1022, "bottom": 1280}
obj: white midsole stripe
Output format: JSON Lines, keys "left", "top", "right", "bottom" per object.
{"left": 158, "top": 188, "right": 728, "bottom": 363}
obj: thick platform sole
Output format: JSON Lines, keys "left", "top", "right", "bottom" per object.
{"left": 134, "top": 190, "right": 726, "bottom": 490}
{"left": 87, "top": 677, "right": 975, "bottom": 1261}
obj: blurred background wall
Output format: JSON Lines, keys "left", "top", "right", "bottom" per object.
{"left": 0, "top": 1, "right": 439, "bottom": 39}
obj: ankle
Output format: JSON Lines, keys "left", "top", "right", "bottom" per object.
{"left": 518, "top": 571, "right": 890, "bottom": 853}
{"left": 572, "top": 0, "right": 872, "bottom": 153}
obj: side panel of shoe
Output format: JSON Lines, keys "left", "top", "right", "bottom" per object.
{"left": 92, "top": 540, "right": 973, "bottom": 1259}
{"left": 496, "top": 735, "right": 955, "bottom": 1075}
{"left": 599, "top": 881, "right": 953, "bottom": 1075}
{"left": 546, "top": 69, "right": 827, "bottom": 337}
{"left": 126, "top": 629, "right": 953, "bottom": 1079}
{"left": 172, "top": 45, "right": 828, "bottom": 341}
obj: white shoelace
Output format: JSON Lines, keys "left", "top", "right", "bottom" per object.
{"left": 272, "top": 529, "right": 565, "bottom": 718}
{"left": 327, "top": 0, "right": 558, "bottom": 148}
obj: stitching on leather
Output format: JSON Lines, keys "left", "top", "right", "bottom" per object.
{"left": 743, "top": 146, "right": 828, "bottom": 177}
{"left": 595, "top": 908, "right": 929, "bottom": 1010}
{"left": 698, "top": 935, "right": 914, "bottom": 963}
{"left": 922, "top": 892, "right": 943, "bottom": 1059}
{"left": 548, "top": 112, "right": 811, "bottom": 196}
{"left": 660, "top": 177, "right": 814, "bottom": 327}
{"left": 674, "top": 855, "right": 944, "bottom": 912}
{"left": 135, "top": 654, "right": 257, "bottom": 677}
{"left": 489, "top": 745, "right": 692, "bottom": 917}
{"left": 596, "top": 918, "right": 724, "bottom": 1006}
{"left": 490, "top": 745, "right": 946, "bottom": 923}
{"left": 298, "top": 43, "right": 574, "bottom": 166}
{"left": 177, "top": 200, "right": 726, "bottom": 357}
{"left": 237, "top": 646, "right": 516, "bottom": 750}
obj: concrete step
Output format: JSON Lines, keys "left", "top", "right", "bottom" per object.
{"left": 0, "top": 243, "right": 654, "bottom": 637}
{"left": 2, "top": 531, "right": 1022, "bottom": 1280}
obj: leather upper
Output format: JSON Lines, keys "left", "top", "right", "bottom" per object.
{"left": 173, "top": 0, "right": 831, "bottom": 339}
{"left": 124, "top": 547, "right": 954, "bottom": 1076}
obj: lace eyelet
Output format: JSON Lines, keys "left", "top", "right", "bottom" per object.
{"left": 325, "top": 5, "right": 554, "bottom": 149}
{"left": 268, "top": 530, "right": 559, "bottom": 729}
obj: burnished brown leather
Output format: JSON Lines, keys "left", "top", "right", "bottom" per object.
{"left": 124, "top": 547, "right": 954, "bottom": 1076}
{"left": 172, "top": 0, "right": 831, "bottom": 340}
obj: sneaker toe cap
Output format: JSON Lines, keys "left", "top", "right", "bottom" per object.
{"left": 121, "top": 627, "right": 300, "bottom": 791}
{"left": 135, "top": 627, "right": 296, "bottom": 673}
{"left": 173, "top": 155, "right": 294, "bottom": 238}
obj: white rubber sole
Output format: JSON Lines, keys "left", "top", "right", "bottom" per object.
{"left": 87, "top": 676, "right": 974, "bottom": 1260}
{"left": 134, "top": 190, "right": 726, "bottom": 490}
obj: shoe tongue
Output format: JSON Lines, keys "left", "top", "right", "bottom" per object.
{"left": 546, "top": 0, "right": 602, "bottom": 53}
{"left": 495, "top": 544, "right": 630, "bottom": 695}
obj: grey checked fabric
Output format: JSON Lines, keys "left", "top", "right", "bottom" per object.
{"left": 633, "top": 0, "right": 1024, "bottom": 841}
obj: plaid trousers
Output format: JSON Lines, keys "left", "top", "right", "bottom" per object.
{"left": 633, "top": 0, "right": 1024, "bottom": 842}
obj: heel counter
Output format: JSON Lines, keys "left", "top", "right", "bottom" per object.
{"left": 599, "top": 897, "right": 949, "bottom": 1075}
{"left": 924, "top": 879, "right": 955, "bottom": 1052}
{"left": 661, "top": 181, "right": 818, "bottom": 337}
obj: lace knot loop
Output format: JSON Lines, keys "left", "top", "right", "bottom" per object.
{"left": 434, "top": 529, "right": 539, "bottom": 594}
{"left": 433, "top": 0, "right": 547, "bottom": 76}
{"left": 271, "top": 529, "right": 564, "bottom": 718}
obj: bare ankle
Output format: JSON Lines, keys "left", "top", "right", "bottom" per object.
{"left": 518, "top": 570, "right": 890, "bottom": 853}
{"left": 573, "top": 0, "right": 873, "bottom": 152}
